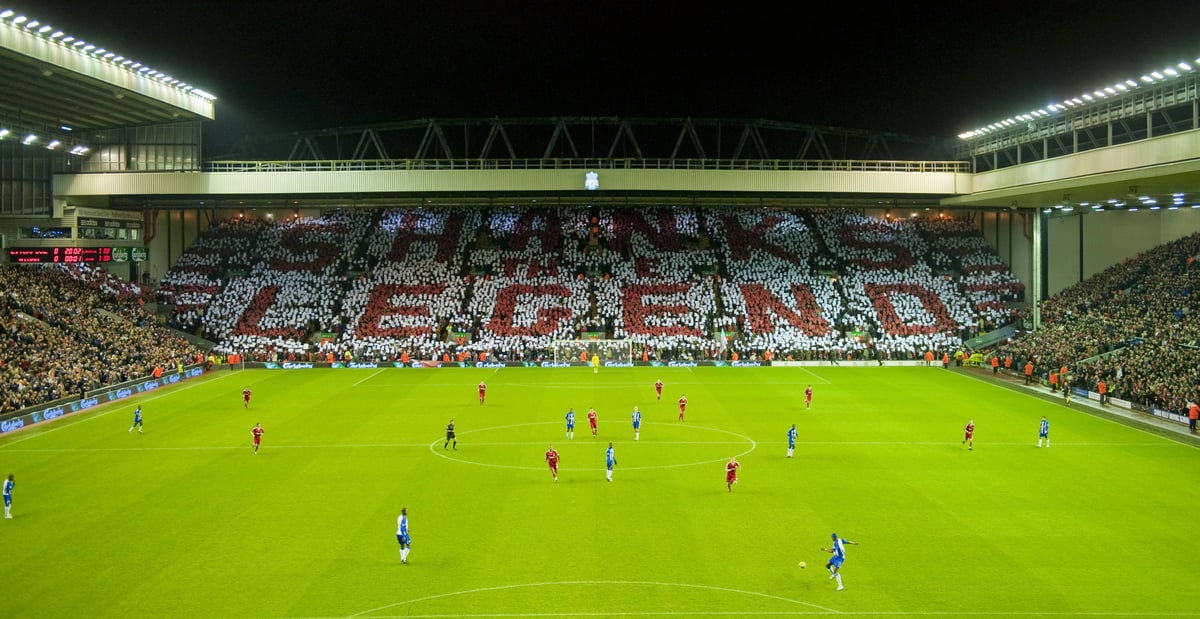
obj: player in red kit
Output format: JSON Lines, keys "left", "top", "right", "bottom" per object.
{"left": 478, "top": 381, "right": 486, "bottom": 405}
{"left": 725, "top": 457, "right": 740, "bottom": 492}
{"left": 545, "top": 445, "right": 560, "bottom": 482}
{"left": 587, "top": 407, "right": 598, "bottom": 437}
{"left": 963, "top": 419, "right": 974, "bottom": 451}
{"left": 804, "top": 385, "right": 813, "bottom": 410}
{"left": 678, "top": 395, "right": 688, "bottom": 422}
{"left": 252, "top": 422, "right": 264, "bottom": 454}
{"left": 243, "top": 388, "right": 252, "bottom": 409}
{"left": 655, "top": 379, "right": 664, "bottom": 401}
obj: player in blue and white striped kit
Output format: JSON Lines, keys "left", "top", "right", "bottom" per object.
{"left": 823, "top": 533, "right": 859, "bottom": 590}
{"left": 632, "top": 406, "right": 642, "bottom": 441}
{"left": 396, "top": 507, "right": 412, "bottom": 564}
{"left": 787, "top": 424, "right": 798, "bottom": 458}
{"left": 128, "top": 405, "right": 143, "bottom": 434}
{"left": 3, "top": 473, "right": 14, "bottom": 519}
{"left": 565, "top": 408, "right": 576, "bottom": 440}
{"left": 1037, "top": 416, "right": 1050, "bottom": 448}
{"left": 605, "top": 442, "right": 617, "bottom": 481}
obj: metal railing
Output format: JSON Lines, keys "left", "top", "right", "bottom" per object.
{"left": 203, "top": 158, "right": 971, "bottom": 174}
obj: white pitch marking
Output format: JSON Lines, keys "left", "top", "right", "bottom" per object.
{"left": 347, "top": 580, "right": 837, "bottom": 618}
{"left": 428, "top": 421, "right": 757, "bottom": 471}
{"left": 352, "top": 368, "right": 387, "bottom": 387}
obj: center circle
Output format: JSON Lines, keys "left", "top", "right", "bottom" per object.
{"left": 428, "top": 421, "right": 757, "bottom": 471}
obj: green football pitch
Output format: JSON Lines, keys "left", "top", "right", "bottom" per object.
{"left": 1, "top": 366, "right": 1197, "bottom": 618}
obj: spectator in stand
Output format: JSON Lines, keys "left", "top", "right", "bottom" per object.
{"left": 1, "top": 264, "right": 201, "bottom": 414}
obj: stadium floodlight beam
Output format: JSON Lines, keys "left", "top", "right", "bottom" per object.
{"left": 51, "top": 30, "right": 63, "bottom": 38}
{"left": 37, "top": 24, "right": 50, "bottom": 33}
{"left": 22, "top": 133, "right": 36, "bottom": 145}
{"left": 46, "top": 140, "right": 60, "bottom": 149}
{"left": 0, "top": 128, "right": 9, "bottom": 138}
{"left": 0, "top": 10, "right": 14, "bottom": 18}
{"left": 11, "top": 14, "right": 25, "bottom": 23}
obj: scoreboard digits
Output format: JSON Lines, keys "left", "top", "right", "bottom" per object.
{"left": 7, "top": 247, "right": 114, "bottom": 263}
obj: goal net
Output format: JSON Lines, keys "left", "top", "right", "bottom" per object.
{"left": 551, "top": 339, "right": 633, "bottom": 365}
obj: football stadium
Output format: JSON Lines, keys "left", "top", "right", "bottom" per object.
{"left": 1, "top": 6, "right": 1199, "bottom": 619}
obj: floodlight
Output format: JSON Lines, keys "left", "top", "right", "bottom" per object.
{"left": 102, "top": 52, "right": 114, "bottom": 59}
{"left": 22, "top": 133, "right": 36, "bottom": 145}
{"left": 37, "top": 24, "right": 50, "bottom": 33}
{"left": 1141, "top": 75, "right": 1154, "bottom": 83}
{"left": 1164, "top": 68, "right": 1178, "bottom": 77}
{"left": 0, "top": 128, "right": 9, "bottom": 138}
{"left": 0, "top": 10, "right": 14, "bottom": 18}
{"left": 51, "top": 31, "right": 63, "bottom": 38}
{"left": 1151, "top": 71, "right": 1164, "bottom": 79}
{"left": 82, "top": 44, "right": 94, "bottom": 51}
{"left": 24, "top": 19, "right": 37, "bottom": 28}
{"left": 62, "top": 36, "right": 74, "bottom": 43}
{"left": 1180, "top": 62, "right": 1193, "bottom": 71}
{"left": 46, "top": 140, "right": 60, "bottom": 149}
{"left": 12, "top": 15, "right": 25, "bottom": 24}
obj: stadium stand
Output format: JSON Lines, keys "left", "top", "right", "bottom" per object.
{"left": 159, "top": 206, "right": 1024, "bottom": 366}
{"left": 1, "top": 263, "right": 202, "bottom": 414}
{"left": 995, "top": 232, "right": 1200, "bottom": 413}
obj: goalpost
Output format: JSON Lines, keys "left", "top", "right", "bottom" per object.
{"left": 551, "top": 339, "right": 633, "bottom": 365}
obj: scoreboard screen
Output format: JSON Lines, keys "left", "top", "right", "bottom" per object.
{"left": 7, "top": 247, "right": 114, "bottom": 263}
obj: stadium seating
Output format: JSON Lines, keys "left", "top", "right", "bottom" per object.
{"left": 0, "top": 263, "right": 201, "bottom": 414}
{"left": 997, "top": 231, "right": 1200, "bottom": 413}
{"left": 35, "top": 208, "right": 1200, "bottom": 415}
{"left": 155, "top": 206, "right": 1027, "bottom": 366}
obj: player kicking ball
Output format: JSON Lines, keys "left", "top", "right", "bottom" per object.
{"left": 823, "top": 533, "right": 859, "bottom": 590}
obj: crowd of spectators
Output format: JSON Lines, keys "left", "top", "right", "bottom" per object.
{"left": 1, "top": 263, "right": 201, "bottom": 414}
{"left": 151, "top": 206, "right": 1024, "bottom": 365}
{"left": 996, "top": 232, "right": 1200, "bottom": 413}
{"left": 13, "top": 206, "right": 1196, "bottom": 416}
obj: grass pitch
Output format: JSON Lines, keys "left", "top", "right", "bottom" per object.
{"left": 0, "top": 365, "right": 1197, "bottom": 618}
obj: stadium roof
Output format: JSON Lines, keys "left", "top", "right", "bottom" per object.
{"left": 0, "top": 8, "right": 214, "bottom": 139}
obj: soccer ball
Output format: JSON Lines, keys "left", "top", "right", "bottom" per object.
{"left": 798, "top": 561, "right": 806, "bottom": 569}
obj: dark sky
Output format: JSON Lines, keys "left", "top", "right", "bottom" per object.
{"left": 16, "top": 0, "right": 1200, "bottom": 152}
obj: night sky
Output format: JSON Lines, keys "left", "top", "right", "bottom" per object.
{"left": 15, "top": 0, "right": 1200, "bottom": 153}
